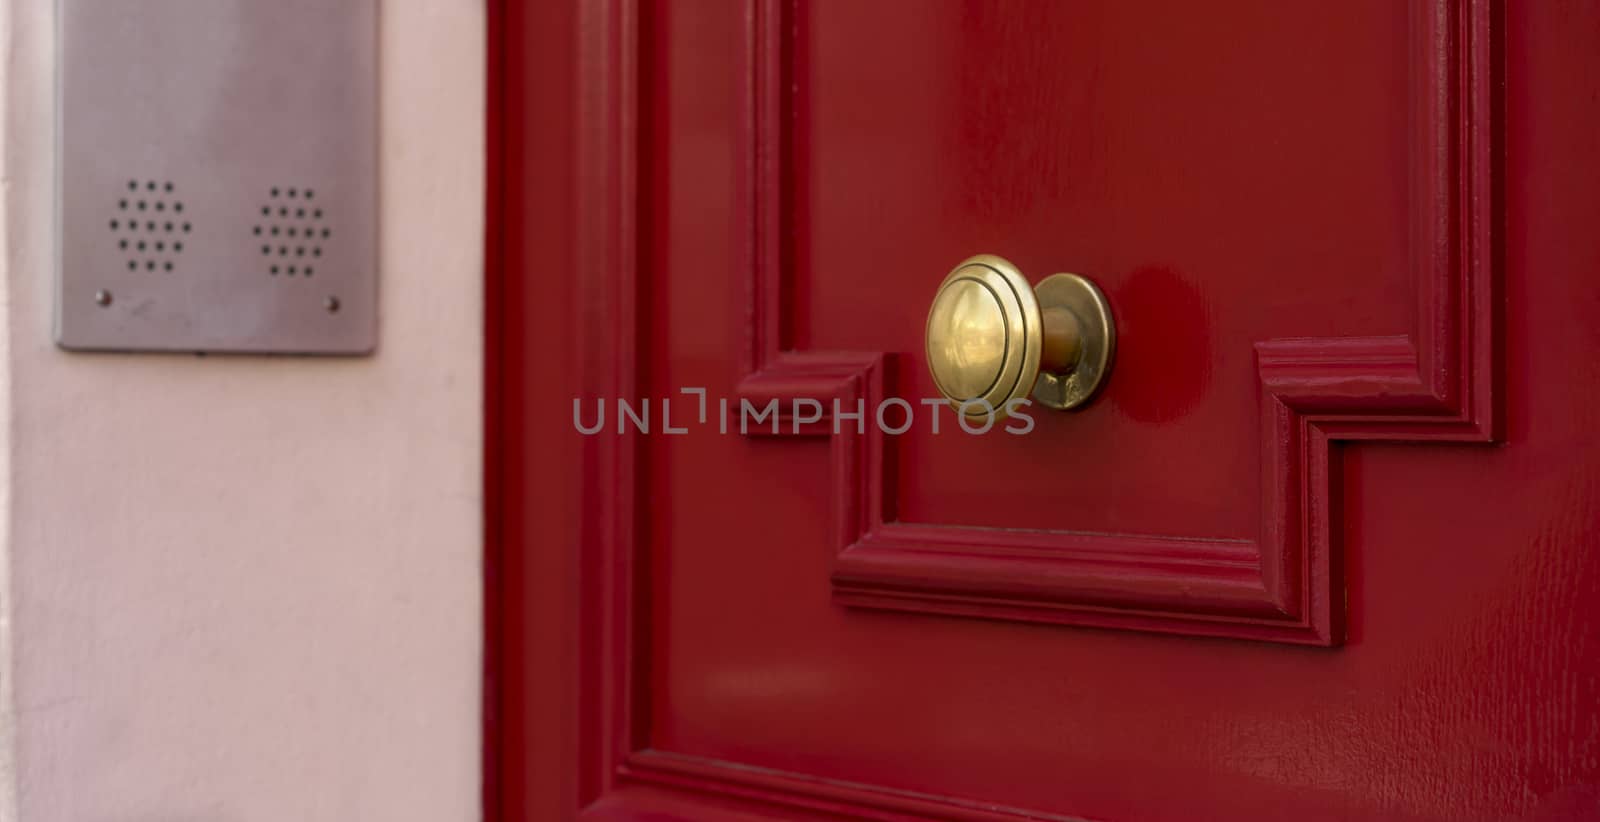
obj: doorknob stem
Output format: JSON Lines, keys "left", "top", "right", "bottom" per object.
{"left": 1039, "top": 306, "right": 1083, "bottom": 375}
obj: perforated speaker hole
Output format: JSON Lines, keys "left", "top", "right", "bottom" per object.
{"left": 112, "top": 179, "right": 187, "bottom": 274}
{"left": 255, "top": 187, "right": 329, "bottom": 278}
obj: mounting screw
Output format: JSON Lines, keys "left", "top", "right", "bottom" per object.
{"left": 94, "top": 289, "right": 113, "bottom": 307}
{"left": 324, "top": 296, "right": 341, "bottom": 314}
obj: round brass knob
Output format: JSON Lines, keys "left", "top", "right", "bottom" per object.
{"left": 925, "top": 254, "right": 1115, "bottom": 417}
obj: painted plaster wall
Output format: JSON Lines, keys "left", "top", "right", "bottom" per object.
{"left": 0, "top": 2, "right": 484, "bottom": 820}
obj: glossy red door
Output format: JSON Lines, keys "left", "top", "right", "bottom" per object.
{"left": 489, "top": 2, "right": 1600, "bottom": 819}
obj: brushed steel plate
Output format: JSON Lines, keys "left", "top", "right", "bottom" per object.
{"left": 56, "top": 0, "right": 377, "bottom": 354}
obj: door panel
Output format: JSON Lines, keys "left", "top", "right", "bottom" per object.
{"left": 641, "top": 0, "right": 1495, "bottom": 652}
{"left": 489, "top": 1, "right": 1600, "bottom": 819}
{"left": 808, "top": 1, "right": 1413, "bottom": 541}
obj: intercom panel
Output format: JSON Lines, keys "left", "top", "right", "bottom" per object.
{"left": 56, "top": 0, "right": 377, "bottom": 353}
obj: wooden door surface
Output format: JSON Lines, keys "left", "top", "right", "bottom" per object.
{"left": 488, "top": 2, "right": 1600, "bottom": 819}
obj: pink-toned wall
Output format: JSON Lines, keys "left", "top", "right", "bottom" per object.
{"left": 0, "top": 3, "right": 484, "bottom": 820}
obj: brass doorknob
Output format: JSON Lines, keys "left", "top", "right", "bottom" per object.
{"left": 925, "top": 254, "right": 1115, "bottom": 416}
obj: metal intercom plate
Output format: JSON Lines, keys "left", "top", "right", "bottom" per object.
{"left": 56, "top": 0, "right": 377, "bottom": 354}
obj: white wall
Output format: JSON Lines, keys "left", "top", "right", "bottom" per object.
{"left": 0, "top": 3, "right": 483, "bottom": 820}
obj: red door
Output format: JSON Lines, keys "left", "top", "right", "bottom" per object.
{"left": 488, "top": 2, "right": 1600, "bottom": 819}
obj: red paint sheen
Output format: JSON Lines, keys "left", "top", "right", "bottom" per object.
{"left": 1108, "top": 267, "right": 1211, "bottom": 425}
{"left": 485, "top": 0, "right": 582, "bottom": 818}
{"left": 489, "top": 1, "right": 1600, "bottom": 819}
